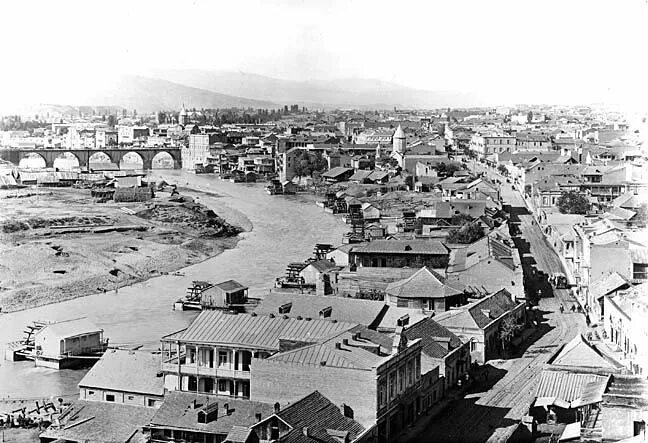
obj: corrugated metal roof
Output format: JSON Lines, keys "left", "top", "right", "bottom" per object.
{"left": 267, "top": 329, "right": 388, "bottom": 370}
{"left": 536, "top": 370, "right": 609, "bottom": 402}
{"left": 254, "top": 293, "right": 386, "bottom": 327}
{"left": 177, "top": 311, "right": 355, "bottom": 351}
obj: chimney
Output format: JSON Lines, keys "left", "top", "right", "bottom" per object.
{"left": 392, "top": 326, "right": 404, "bottom": 355}
{"left": 342, "top": 338, "right": 349, "bottom": 346}
{"left": 352, "top": 332, "right": 360, "bottom": 341}
{"left": 255, "top": 412, "right": 262, "bottom": 422}
{"left": 303, "top": 427, "right": 310, "bottom": 437}
{"left": 397, "top": 314, "right": 409, "bottom": 327}
{"left": 319, "top": 306, "right": 332, "bottom": 318}
{"left": 340, "top": 403, "right": 354, "bottom": 419}
{"left": 481, "top": 309, "right": 491, "bottom": 318}
{"left": 274, "top": 402, "right": 281, "bottom": 414}
{"left": 335, "top": 342, "right": 342, "bottom": 350}
{"left": 434, "top": 336, "right": 451, "bottom": 350}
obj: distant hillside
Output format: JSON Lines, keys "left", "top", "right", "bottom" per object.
{"left": 81, "top": 76, "right": 276, "bottom": 112}
{"left": 152, "top": 70, "right": 489, "bottom": 109}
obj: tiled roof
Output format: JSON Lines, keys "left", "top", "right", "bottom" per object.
{"left": 536, "top": 370, "right": 610, "bottom": 403}
{"left": 40, "top": 400, "right": 156, "bottom": 443}
{"left": 467, "top": 289, "right": 519, "bottom": 328}
{"left": 254, "top": 293, "right": 387, "bottom": 328}
{"left": 353, "top": 239, "right": 448, "bottom": 255}
{"left": 150, "top": 391, "right": 274, "bottom": 435}
{"left": 386, "top": 267, "right": 462, "bottom": 299}
{"left": 272, "top": 391, "right": 365, "bottom": 443}
{"left": 404, "top": 317, "right": 463, "bottom": 359}
{"left": 176, "top": 310, "right": 355, "bottom": 351}
{"left": 78, "top": 349, "right": 164, "bottom": 396}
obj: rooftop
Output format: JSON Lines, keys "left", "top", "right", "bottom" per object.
{"left": 386, "top": 267, "right": 462, "bottom": 299}
{"left": 38, "top": 317, "right": 103, "bottom": 339}
{"left": 259, "top": 390, "right": 365, "bottom": 443}
{"left": 39, "top": 400, "right": 155, "bottom": 443}
{"left": 254, "top": 293, "right": 387, "bottom": 328}
{"left": 168, "top": 310, "right": 356, "bottom": 351}
{"left": 150, "top": 391, "right": 274, "bottom": 435}
{"left": 353, "top": 239, "right": 448, "bottom": 256}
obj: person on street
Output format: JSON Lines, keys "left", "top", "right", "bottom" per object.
{"left": 560, "top": 305, "right": 564, "bottom": 314}
{"left": 570, "top": 304, "right": 576, "bottom": 312}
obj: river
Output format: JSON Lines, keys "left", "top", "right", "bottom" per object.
{"left": 0, "top": 170, "right": 348, "bottom": 401}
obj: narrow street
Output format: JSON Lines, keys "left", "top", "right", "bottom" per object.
{"left": 408, "top": 163, "right": 587, "bottom": 442}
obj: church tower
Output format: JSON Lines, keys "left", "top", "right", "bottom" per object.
{"left": 179, "top": 104, "right": 188, "bottom": 126}
{"left": 392, "top": 125, "right": 406, "bottom": 153}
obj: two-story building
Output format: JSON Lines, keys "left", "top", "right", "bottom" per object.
{"left": 160, "top": 311, "right": 356, "bottom": 400}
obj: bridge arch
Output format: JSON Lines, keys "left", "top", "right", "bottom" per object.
{"left": 119, "top": 151, "right": 145, "bottom": 170}
{"left": 88, "top": 151, "right": 116, "bottom": 168}
{"left": 151, "top": 151, "right": 178, "bottom": 169}
{"left": 53, "top": 152, "right": 81, "bottom": 170}
{"left": 18, "top": 153, "right": 47, "bottom": 169}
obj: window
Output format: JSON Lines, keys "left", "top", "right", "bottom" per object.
{"left": 127, "top": 395, "right": 135, "bottom": 400}
{"left": 147, "top": 399, "right": 157, "bottom": 407}
{"left": 378, "top": 381, "right": 387, "bottom": 407}
{"left": 105, "top": 394, "right": 115, "bottom": 402}
{"left": 407, "top": 361, "right": 414, "bottom": 386}
{"left": 389, "top": 371, "right": 396, "bottom": 399}
{"left": 218, "top": 379, "right": 231, "bottom": 394}
{"left": 88, "top": 390, "right": 94, "bottom": 395}
{"left": 218, "top": 351, "right": 229, "bottom": 367}
{"left": 399, "top": 367, "right": 405, "bottom": 392}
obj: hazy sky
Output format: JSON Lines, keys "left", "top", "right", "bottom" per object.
{"left": 1, "top": 0, "right": 647, "bottom": 106}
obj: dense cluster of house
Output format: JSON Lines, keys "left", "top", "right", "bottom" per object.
{"left": 21, "top": 104, "right": 648, "bottom": 442}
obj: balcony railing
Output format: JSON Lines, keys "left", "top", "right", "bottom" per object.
{"left": 161, "top": 361, "right": 251, "bottom": 379}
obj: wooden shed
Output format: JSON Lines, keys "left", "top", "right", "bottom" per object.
{"left": 200, "top": 280, "right": 249, "bottom": 310}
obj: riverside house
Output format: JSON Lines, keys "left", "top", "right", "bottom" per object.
{"left": 160, "top": 310, "right": 355, "bottom": 399}
{"left": 350, "top": 239, "right": 450, "bottom": 270}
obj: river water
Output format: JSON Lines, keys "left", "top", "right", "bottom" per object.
{"left": 0, "top": 171, "right": 347, "bottom": 401}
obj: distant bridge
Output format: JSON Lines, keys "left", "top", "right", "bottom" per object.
{"left": 0, "top": 147, "right": 183, "bottom": 170}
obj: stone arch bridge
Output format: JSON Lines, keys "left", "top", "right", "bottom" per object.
{"left": 0, "top": 147, "right": 182, "bottom": 170}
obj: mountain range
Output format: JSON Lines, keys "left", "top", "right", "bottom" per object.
{"left": 3, "top": 70, "right": 493, "bottom": 115}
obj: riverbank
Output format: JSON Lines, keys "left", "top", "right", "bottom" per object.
{"left": 0, "top": 186, "right": 246, "bottom": 313}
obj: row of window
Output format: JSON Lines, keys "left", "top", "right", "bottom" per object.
{"left": 377, "top": 356, "right": 421, "bottom": 408}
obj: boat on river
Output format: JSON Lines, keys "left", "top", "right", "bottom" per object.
{"left": 5, "top": 318, "right": 109, "bottom": 370}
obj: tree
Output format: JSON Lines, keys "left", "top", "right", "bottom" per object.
{"left": 499, "top": 316, "right": 521, "bottom": 352}
{"left": 497, "top": 164, "right": 508, "bottom": 176}
{"left": 634, "top": 202, "right": 648, "bottom": 227}
{"left": 293, "top": 151, "right": 328, "bottom": 177}
{"left": 446, "top": 221, "right": 485, "bottom": 244}
{"left": 450, "top": 214, "right": 473, "bottom": 226}
{"left": 557, "top": 191, "right": 590, "bottom": 214}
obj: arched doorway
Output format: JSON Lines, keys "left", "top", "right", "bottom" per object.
{"left": 53, "top": 152, "right": 81, "bottom": 171}
{"left": 18, "top": 153, "right": 46, "bottom": 169}
{"left": 151, "top": 151, "right": 175, "bottom": 169}
{"left": 119, "top": 152, "right": 144, "bottom": 170}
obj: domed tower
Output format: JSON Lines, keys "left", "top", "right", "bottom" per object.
{"left": 392, "top": 125, "right": 406, "bottom": 153}
{"left": 179, "top": 104, "right": 188, "bottom": 126}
